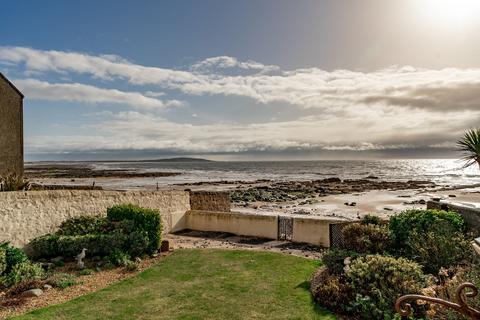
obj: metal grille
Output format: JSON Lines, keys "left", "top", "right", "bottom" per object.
{"left": 278, "top": 216, "right": 293, "bottom": 241}
{"left": 329, "top": 223, "right": 350, "bottom": 248}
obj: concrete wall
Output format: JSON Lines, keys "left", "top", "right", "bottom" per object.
{"left": 0, "top": 75, "right": 24, "bottom": 177}
{"left": 0, "top": 190, "right": 190, "bottom": 247}
{"left": 185, "top": 210, "right": 344, "bottom": 247}
{"left": 190, "top": 191, "right": 231, "bottom": 212}
{"left": 292, "top": 217, "right": 333, "bottom": 247}
{"left": 427, "top": 200, "right": 480, "bottom": 235}
{"left": 185, "top": 210, "right": 278, "bottom": 239}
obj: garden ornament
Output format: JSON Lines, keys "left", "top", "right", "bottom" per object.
{"left": 76, "top": 248, "right": 87, "bottom": 269}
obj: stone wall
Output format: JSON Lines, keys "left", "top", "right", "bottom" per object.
{"left": 0, "top": 74, "right": 24, "bottom": 177}
{"left": 190, "top": 191, "right": 231, "bottom": 212}
{"left": 0, "top": 190, "right": 190, "bottom": 247}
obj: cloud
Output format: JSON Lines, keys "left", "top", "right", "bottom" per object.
{"left": 3, "top": 46, "right": 480, "bottom": 112}
{"left": 191, "top": 56, "right": 279, "bottom": 73}
{"left": 26, "top": 106, "right": 478, "bottom": 154}
{"left": 2, "top": 46, "right": 480, "bottom": 155}
{"left": 15, "top": 79, "right": 183, "bottom": 109}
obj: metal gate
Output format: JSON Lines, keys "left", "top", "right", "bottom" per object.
{"left": 278, "top": 216, "right": 293, "bottom": 241}
{"left": 329, "top": 222, "right": 353, "bottom": 248}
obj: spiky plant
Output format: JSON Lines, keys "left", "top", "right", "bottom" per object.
{"left": 457, "top": 128, "right": 480, "bottom": 170}
{"left": 0, "top": 174, "right": 30, "bottom": 192}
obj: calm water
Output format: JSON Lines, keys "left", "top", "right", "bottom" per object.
{"left": 90, "top": 159, "right": 480, "bottom": 187}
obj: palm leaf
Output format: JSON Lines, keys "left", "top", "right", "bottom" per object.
{"left": 456, "top": 128, "right": 480, "bottom": 169}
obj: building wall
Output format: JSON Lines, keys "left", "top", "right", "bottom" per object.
{"left": 0, "top": 76, "right": 23, "bottom": 177}
{"left": 0, "top": 190, "right": 190, "bottom": 247}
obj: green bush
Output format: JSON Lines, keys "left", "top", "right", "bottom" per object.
{"left": 322, "top": 249, "right": 360, "bottom": 275}
{"left": 57, "top": 216, "right": 110, "bottom": 236}
{"left": 1, "top": 262, "right": 45, "bottom": 288}
{"left": 107, "top": 204, "right": 162, "bottom": 254}
{"left": 0, "top": 248, "right": 6, "bottom": 275}
{"left": 407, "top": 221, "right": 473, "bottom": 274}
{"left": 389, "top": 209, "right": 465, "bottom": 255}
{"left": 340, "top": 223, "right": 390, "bottom": 254}
{"left": 361, "top": 214, "right": 381, "bottom": 225}
{"left": 346, "top": 255, "right": 429, "bottom": 319}
{"left": 0, "top": 242, "right": 28, "bottom": 274}
{"left": 389, "top": 209, "right": 470, "bottom": 273}
{"left": 47, "top": 273, "right": 79, "bottom": 289}
{"left": 78, "top": 268, "right": 94, "bottom": 276}
{"left": 28, "top": 204, "right": 162, "bottom": 262}
{"left": 29, "top": 233, "right": 117, "bottom": 259}
{"left": 108, "top": 249, "right": 131, "bottom": 267}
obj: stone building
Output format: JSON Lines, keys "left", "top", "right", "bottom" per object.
{"left": 0, "top": 72, "right": 24, "bottom": 177}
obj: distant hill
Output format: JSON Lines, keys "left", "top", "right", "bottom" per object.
{"left": 141, "top": 157, "right": 214, "bottom": 163}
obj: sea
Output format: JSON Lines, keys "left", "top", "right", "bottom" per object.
{"left": 88, "top": 159, "right": 480, "bottom": 188}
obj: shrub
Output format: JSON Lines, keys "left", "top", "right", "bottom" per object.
{"left": 346, "top": 255, "right": 429, "bottom": 319}
{"left": 56, "top": 216, "right": 109, "bottom": 236}
{"left": 340, "top": 223, "right": 390, "bottom": 254}
{"left": 27, "top": 235, "right": 60, "bottom": 259}
{"left": 47, "top": 273, "right": 78, "bottom": 289}
{"left": 0, "top": 242, "right": 28, "bottom": 274}
{"left": 361, "top": 214, "right": 381, "bottom": 225}
{"left": 322, "top": 249, "right": 360, "bottom": 275}
{"left": 1, "top": 262, "right": 45, "bottom": 288}
{"left": 28, "top": 204, "right": 162, "bottom": 262}
{"left": 123, "top": 260, "right": 139, "bottom": 272}
{"left": 389, "top": 210, "right": 471, "bottom": 273}
{"left": 78, "top": 268, "right": 94, "bottom": 276}
{"left": 311, "top": 267, "right": 353, "bottom": 313}
{"left": 389, "top": 209, "right": 465, "bottom": 255}
{"left": 29, "top": 233, "right": 123, "bottom": 259}
{"left": 0, "top": 174, "right": 30, "bottom": 192}
{"left": 407, "top": 221, "right": 473, "bottom": 274}
{"left": 108, "top": 249, "right": 131, "bottom": 267}
{"left": 107, "top": 204, "right": 162, "bottom": 254}
{"left": 0, "top": 248, "right": 6, "bottom": 275}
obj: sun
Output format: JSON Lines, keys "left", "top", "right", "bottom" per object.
{"left": 417, "top": 0, "right": 480, "bottom": 29}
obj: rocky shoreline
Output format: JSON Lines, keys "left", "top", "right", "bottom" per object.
{"left": 229, "top": 177, "right": 436, "bottom": 204}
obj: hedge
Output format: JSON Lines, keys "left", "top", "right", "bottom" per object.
{"left": 28, "top": 204, "right": 161, "bottom": 260}
{"left": 107, "top": 204, "right": 162, "bottom": 254}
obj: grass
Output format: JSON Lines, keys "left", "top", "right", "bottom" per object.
{"left": 11, "top": 249, "right": 335, "bottom": 320}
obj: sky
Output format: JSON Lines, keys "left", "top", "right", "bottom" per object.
{"left": 1, "top": 0, "right": 480, "bottom": 161}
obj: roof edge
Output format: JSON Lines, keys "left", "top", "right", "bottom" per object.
{"left": 0, "top": 72, "right": 24, "bottom": 99}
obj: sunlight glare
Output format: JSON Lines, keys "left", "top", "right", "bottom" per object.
{"left": 417, "top": 0, "right": 480, "bottom": 29}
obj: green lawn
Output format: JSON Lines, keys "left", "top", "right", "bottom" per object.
{"left": 12, "top": 249, "right": 335, "bottom": 320}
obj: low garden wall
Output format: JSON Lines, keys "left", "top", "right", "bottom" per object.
{"left": 292, "top": 217, "right": 335, "bottom": 247}
{"left": 185, "top": 210, "right": 344, "bottom": 247}
{"left": 0, "top": 190, "right": 190, "bottom": 247}
{"left": 185, "top": 210, "right": 278, "bottom": 239}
